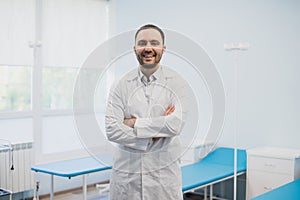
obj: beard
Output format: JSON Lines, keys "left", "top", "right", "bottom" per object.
{"left": 136, "top": 50, "right": 163, "bottom": 69}
{"left": 141, "top": 63, "right": 157, "bottom": 69}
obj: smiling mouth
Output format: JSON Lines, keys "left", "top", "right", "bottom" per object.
{"left": 143, "top": 55, "right": 154, "bottom": 61}
{"left": 142, "top": 53, "right": 156, "bottom": 61}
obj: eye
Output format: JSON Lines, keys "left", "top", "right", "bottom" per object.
{"left": 150, "top": 40, "right": 160, "bottom": 46}
{"left": 137, "top": 40, "right": 147, "bottom": 46}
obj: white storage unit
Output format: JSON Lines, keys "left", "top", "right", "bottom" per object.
{"left": 246, "top": 147, "right": 300, "bottom": 199}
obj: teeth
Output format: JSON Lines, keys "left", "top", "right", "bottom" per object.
{"left": 144, "top": 53, "right": 151, "bottom": 56}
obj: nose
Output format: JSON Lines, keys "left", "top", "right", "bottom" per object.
{"left": 144, "top": 47, "right": 152, "bottom": 52}
{"left": 144, "top": 42, "right": 153, "bottom": 50}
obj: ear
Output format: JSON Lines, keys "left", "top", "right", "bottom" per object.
{"left": 162, "top": 45, "right": 166, "bottom": 53}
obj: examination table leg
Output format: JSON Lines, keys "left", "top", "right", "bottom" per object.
{"left": 83, "top": 174, "right": 87, "bottom": 200}
{"left": 50, "top": 175, "right": 54, "bottom": 200}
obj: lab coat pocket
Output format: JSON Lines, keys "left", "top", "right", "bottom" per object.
{"left": 109, "top": 170, "right": 129, "bottom": 200}
{"left": 143, "top": 153, "right": 182, "bottom": 200}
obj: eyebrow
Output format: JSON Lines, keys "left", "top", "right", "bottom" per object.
{"left": 137, "top": 40, "right": 160, "bottom": 45}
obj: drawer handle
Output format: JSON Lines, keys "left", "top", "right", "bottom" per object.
{"left": 264, "top": 163, "right": 276, "bottom": 168}
{"left": 264, "top": 186, "right": 273, "bottom": 191}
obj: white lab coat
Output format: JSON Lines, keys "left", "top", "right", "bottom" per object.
{"left": 106, "top": 66, "right": 189, "bottom": 200}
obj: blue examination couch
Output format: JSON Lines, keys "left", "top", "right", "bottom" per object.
{"left": 181, "top": 147, "right": 247, "bottom": 199}
{"left": 32, "top": 147, "right": 246, "bottom": 200}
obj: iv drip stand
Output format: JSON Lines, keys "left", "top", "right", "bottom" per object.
{"left": 224, "top": 42, "right": 249, "bottom": 200}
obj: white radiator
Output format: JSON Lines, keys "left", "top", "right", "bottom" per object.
{"left": 0, "top": 141, "right": 34, "bottom": 193}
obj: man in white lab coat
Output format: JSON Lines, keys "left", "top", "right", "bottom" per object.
{"left": 105, "top": 24, "right": 189, "bottom": 200}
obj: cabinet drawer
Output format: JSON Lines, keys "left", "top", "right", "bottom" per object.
{"left": 248, "top": 156, "right": 293, "bottom": 174}
{"left": 247, "top": 170, "right": 293, "bottom": 199}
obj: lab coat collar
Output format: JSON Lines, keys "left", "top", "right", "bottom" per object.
{"left": 138, "top": 67, "right": 158, "bottom": 85}
{"left": 126, "top": 65, "right": 173, "bottom": 85}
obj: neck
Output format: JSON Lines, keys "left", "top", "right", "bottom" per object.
{"left": 140, "top": 64, "right": 160, "bottom": 79}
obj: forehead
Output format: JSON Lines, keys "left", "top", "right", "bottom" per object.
{"left": 136, "top": 28, "right": 163, "bottom": 42}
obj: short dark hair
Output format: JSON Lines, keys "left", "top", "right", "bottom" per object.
{"left": 135, "top": 24, "right": 165, "bottom": 44}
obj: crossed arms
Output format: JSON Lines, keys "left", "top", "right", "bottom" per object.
{"left": 105, "top": 80, "right": 188, "bottom": 151}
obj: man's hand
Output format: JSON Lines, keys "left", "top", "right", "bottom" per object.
{"left": 164, "top": 105, "right": 175, "bottom": 116}
{"left": 123, "top": 117, "right": 136, "bottom": 128}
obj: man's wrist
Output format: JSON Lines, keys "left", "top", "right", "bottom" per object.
{"left": 132, "top": 117, "right": 136, "bottom": 127}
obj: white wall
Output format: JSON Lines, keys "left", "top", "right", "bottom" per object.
{"left": 110, "top": 0, "right": 300, "bottom": 149}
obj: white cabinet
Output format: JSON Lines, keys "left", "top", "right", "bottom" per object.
{"left": 246, "top": 147, "right": 300, "bottom": 199}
